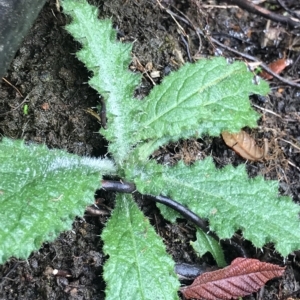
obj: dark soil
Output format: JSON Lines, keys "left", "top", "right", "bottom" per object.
{"left": 1, "top": 0, "right": 300, "bottom": 299}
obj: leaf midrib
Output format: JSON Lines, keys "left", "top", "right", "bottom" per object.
{"left": 140, "top": 66, "right": 243, "bottom": 130}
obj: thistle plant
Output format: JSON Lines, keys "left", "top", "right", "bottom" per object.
{"left": 1, "top": 0, "right": 300, "bottom": 299}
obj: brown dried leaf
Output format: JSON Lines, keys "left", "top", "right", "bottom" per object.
{"left": 260, "top": 57, "right": 291, "bottom": 80}
{"left": 181, "top": 258, "right": 285, "bottom": 300}
{"left": 222, "top": 130, "right": 265, "bottom": 161}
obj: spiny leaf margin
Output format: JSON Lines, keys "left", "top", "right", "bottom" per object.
{"left": 62, "top": 0, "right": 141, "bottom": 165}
{"left": 126, "top": 158, "right": 300, "bottom": 257}
{"left": 132, "top": 58, "right": 269, "bottom": 146}
{"left": 62, "top": 0, "right": 270, "bottom": 165}
{"left": 102, "top": 193, "right": 180, "bottom": 300}
{"left": 0, "top": 138, "right": 116, "bottom": 264}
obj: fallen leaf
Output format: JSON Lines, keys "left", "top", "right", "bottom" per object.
{"left": 222, "top": 131, "right": 266, "bottom": 161}
{"left": 181, "top": 258, "right": 285, "bottom": 300}
{"left": 41, "top": 102, "right": 50, "bottom": 110}
{"left": 260, "top": 57, "right": 291, "bottom": 80}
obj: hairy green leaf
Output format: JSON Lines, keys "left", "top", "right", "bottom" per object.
{"left": 133, "top": 58, "right": 269, "bottom": 145}
{"left": 62, "top": 0, "right": 141, "bottom": 165}
{"left": 191, "top": 228, "right": 226, "bottom": 267}
{"left": 102, "top": 194, "right": 180, "bottom": 300}
{"left": 62, "top": 0, "right": 270, "bottom": 165}
{"left": 127, "top": 158, "right": 300, "bottom": 257}
{"left": 0, "top": 138, "right": 116, "bottom": 264}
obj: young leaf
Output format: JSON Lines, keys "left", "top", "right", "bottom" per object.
{"left": 127, "top": 158, "right": 300, "bottom": 257}
{"left": 133, "top": 58, "right": 269, "bottom": 144}
{"left": 0, "top": 138, "right": 116, "bottom": 264}
{"left": 191, "top": 228, "right": 226, "bottom": 268}
{"left": 62, "top": 0, "right": 141, "bottom": 165}
{"left": 180, "top": 258, "right": 285, "bottom": 300}
{"left": 102, "top": 194, "right": 180, "bottom": 300}
{"left": 62, "top": 0, "right": 270, "bottom": 164}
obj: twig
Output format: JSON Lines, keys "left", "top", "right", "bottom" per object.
{"left": 0, "top": 261, "right": 25, "bottom": 289}
{"left": 0, "top": 94, "right": 29, "bottom": 116}
{"left": 252, "top": 104, "right": 283, "bottom": 119}
{"left": 180, "top": 35, "right": 193, "bottom": 62}
{"left": 209, "top": 36, "right": 300, "bottom": 88}
{"left": 202, "top": 5, "right": 238, "bottom": 9}
{"left": 163, "top": 8, "right": 193, "bottom": 62}
{"left": 156, "top": 1, "right": 203, "bottom": 56}
{"left": 287, "top": 160, "right": 300, "bottom": 171}
{"left": 164, "top": 7, "right": 192, "bottom": 27}
{"left": 2, "top": 77, "right": 24, "bottom": 97}
{"left": 278, "top": 138, "right": 300, "bottom": 152}
{"left": 223, "top": 0, "right": 300, "bottom": 28}
{"left": 157, "top": 1, "right": 300, "bottom": 88}
{"left": 166, "top": 8, "right": 186, "bottom": 34}
{"left": 276, "top": 0, "right": 300, "bottom": 21}
{"left": 132, "top": 55, "right": 157, "bottom": 86}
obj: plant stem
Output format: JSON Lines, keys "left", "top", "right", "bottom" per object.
{"left": 101, "top": 179, "right": 248, "bottom": 258}
{"left": 101, "top": 180, "right": 210, "bottom": 233}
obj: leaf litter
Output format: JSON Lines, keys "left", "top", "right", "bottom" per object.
{"left": 181, "top": 258, "right": 285, "bottom": 300}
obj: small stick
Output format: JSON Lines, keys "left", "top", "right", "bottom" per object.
{"left": 180, "top": 35, "right": 193, "bottom": 62}
{"left": 288, "top": 160, "right": 300, "bottom": 171}
{"left": 223, "top": 0, "right": 300, "bottom": 28}
{"left": 252, "top": 104, "right": 282, "bottom": 119}
{"left": 0, "top": 94, "right": 29, "bottom": 116}
{"left": 157, "top": 1, "right": 203, "bottom": 56}
{"left": 209, "top": 36, "right": 300, "bottom": 89}
{"left": 278, "top": 138, "right": 300, "bottom": 152}
{"left": 2, "top": 77, "right": 24, "bottom": 98}
{"left": 157, "top": 0, "right": 300, "bottom": 88}
{"left": 276, "top": 0, "right": 300, "bottom": 21}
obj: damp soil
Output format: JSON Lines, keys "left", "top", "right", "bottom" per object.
{"left": 1, "top": 0, "right": 300, "bottom": 299}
